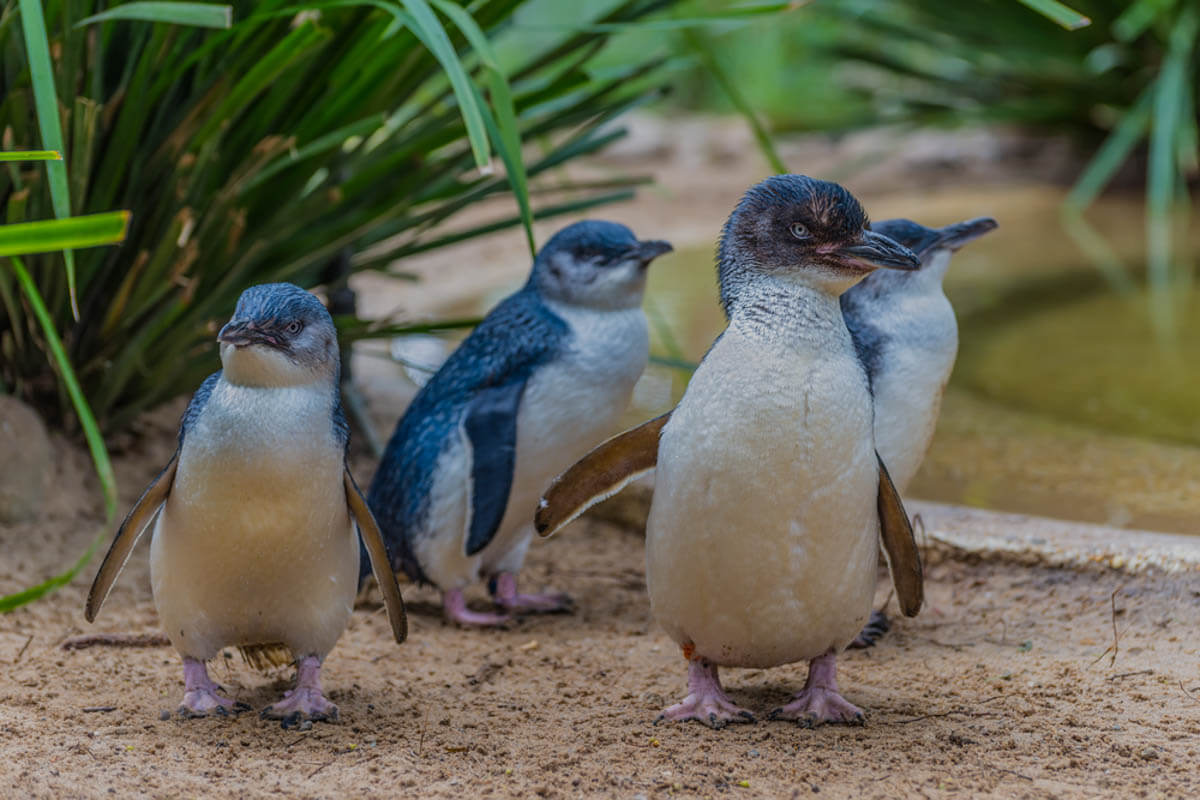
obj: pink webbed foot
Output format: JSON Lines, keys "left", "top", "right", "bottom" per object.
{"left": 444, "top": 589, "right": 512, "bottom": 628}
{"left": 177, "top": 658, "right": 249, "bottom": 718}
{"left": 768, "top": 651, "right": 864, "bottom": 727}
{"left": 656, "top": 657, "right": 756, "bottom": 729}
{"left": 491, "top": 572, "right": 574, "bottom": 614}
{"left": 261, "top": 656, "right": 338, "bottom": 728}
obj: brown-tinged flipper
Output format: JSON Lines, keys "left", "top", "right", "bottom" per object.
{"left": 535, "top": 411, "right": 672, "bottom": 539}
{"left": 85, "top": 454, "right": 179, "bottom": 623}
{"left": 876, "top": 452, "right": 923, "bottom": 617}
{"left": 345, "top": 469, "right": 408, "bottom": 644}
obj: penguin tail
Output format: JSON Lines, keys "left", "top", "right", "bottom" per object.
{"left": 238, "top": 643, "right": 292, "bottom": 672}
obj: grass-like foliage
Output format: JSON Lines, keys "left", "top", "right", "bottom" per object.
{"left": 0, "top": 0, "right": 682, "bottom": 434}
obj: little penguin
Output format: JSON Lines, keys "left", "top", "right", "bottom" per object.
{"left": 843, "top": 216, "right": 998, "bottom": 492}
{"left": 86, "top": 283, "right": 407, "bottom": 723}
{"left": 367, "top": 220, "right": 673, "bottom": 627}
{"left": 840, "top": 216, "right": 997, "bottom": 648}
{"left": 535, "top": 176, "right": 925, "bottom": 727}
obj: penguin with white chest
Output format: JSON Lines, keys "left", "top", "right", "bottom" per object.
{"left": 367, "top": 221, "right": 672, "bottom": 626}
{"left": 536, "top": 176, "right": 925, "bottom": 727}
{"left": 86, "top": 283, "right": 407, "bottom": 723}
{"left": 841, "top": 216, "right": 997, "bottom": 647}
{"left": 844, "top": 216, "right": 998, "bottom": 492}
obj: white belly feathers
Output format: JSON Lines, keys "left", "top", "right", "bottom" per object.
{"left": 150, "top": 380, "right": 358, "bottom": 661}
{"left": 646, "top": 324, "right": 879, "bottom": 668}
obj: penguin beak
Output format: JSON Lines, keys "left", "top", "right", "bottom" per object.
{"left": 631, "top": 239, "right": 673, "bottom": 266}
{"left": 931, "top": 216, "right": 998, "bottom": 253}
{"left": 218, "top": 320, "right": 282, "bottom": 349}
{"left": 836, "top": 230, "right": 921, "bottom": 271}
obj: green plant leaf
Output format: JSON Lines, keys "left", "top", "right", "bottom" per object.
{"left": 0, "top": 212, "right": 130, "bottom": 257}
{"left": 681, "top": 26, "right": 787, "bottom": 174}
{"left": 0, "top": 255, "right": 117, "bottom": 612}
{"left": 1015, "top": 0, "right": 1091, "bottom": 30}
{"left": 17, "top": 0, "right": 79, "bottom": 318}
{"left": 432, "top": 0, "right": 535, "bottom": 254}
{"left": 75, "top": 2, "right": 233, "bottom": 29}
{"left": 399, "top": 0, "right": 494, "bottom": 172}
{"left": 0, "top": 150, "right": 61, "bottom": 161}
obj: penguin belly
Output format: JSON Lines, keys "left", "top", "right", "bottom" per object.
{"left": 416, "top": 306, "right": 648, "bottom": 588}
{"left": 150, "top": 383, "right": 358, "bottom": 662}
{"left": 869, "top": 292, "right": 956, "bottom": 491}
{"left": 646, "top": 326, "right": 879, "bottom": 669}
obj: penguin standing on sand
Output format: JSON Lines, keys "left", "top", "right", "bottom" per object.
{"left": 841, "top": 216, "right": 997, "bottom": 647}
{"left": 86, "top": 283, "right": 407, "bottom": 724}
{"left": 537, "top": 176, "right": 925, "bottom": 727}
{"left": 367, "top": 221, "right": 672, "bottom": 627}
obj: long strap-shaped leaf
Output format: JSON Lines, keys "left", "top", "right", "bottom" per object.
{"left": 76, "top": 2, "right": 233, "bottom": 30}
{"left": 0, "top": 212, "right": 130, "bottom": 257}
{"left": 17, "top": 0, "right": 79, "bottom": 317}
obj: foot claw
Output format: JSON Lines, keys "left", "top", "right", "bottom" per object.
{"left": 496, "top": 591, "right": 574, "bottom": 615}
{"left": 261, "top": 688, "right": 338, "bottom": 726}
{"left": 177, "top": 686, "right": 239, "bottom": 718}
{"left": 658, "top": 694, "right": 756, "bottom": 729}
{"left": 770, "top": 688, "right": 864, "bottom": 727}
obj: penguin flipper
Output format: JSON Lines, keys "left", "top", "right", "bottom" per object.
{"left": 876, "top": 452, "right": 924, "bottom": 617}
{"left": 463, "top": 381, "right": 528, "bottom": 557}
{"left": 535, "top": 411, "right": 672, "bottom": 539}
{"left": 345, "top": 469, "right": 408, "bottom": 644}
{"left": 85, "top": 454, "right": 178, "bottom": 623}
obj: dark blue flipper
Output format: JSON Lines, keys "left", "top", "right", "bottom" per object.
{"left": 464, "top": 380, "right": 528, "bottom": 556}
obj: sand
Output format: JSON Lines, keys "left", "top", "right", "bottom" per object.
{"left": 1, "top": 422, "right": 1199, "bottom": 800}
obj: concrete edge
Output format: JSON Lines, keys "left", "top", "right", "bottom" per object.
{"left": 585, "top": 483, "right": 1200, "bottom": 576}
{"left": 909, "top": 500, "right": 1200, "bottom": 576}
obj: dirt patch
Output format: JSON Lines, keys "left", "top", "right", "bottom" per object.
{"left": 1, "top": 431, "right": 1199, "bottom": 799}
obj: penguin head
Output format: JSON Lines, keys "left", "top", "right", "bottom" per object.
{"left": 218, "top": 283, "right": 339, "bottom": 387}
{"left": 871, "top": 216, "right": 997, "bottom": 281}
{"left": 717, "top": 175, "right": 919, "bottom": 312}
{"left": 531, "top": 220, "right": 673, "bottom": 310}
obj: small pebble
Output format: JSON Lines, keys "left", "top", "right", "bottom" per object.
{"left": 159, "top": 710, "right": 171, "bottom": 721}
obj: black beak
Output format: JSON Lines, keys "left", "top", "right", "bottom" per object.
{"left": 632, "top": 239, "right": 673, "bottom": 264}
{"left": 837, "top": 230, "right": 921, "bottom": 271}
{"left": 218, "top": 320, "right": 279, "bottom": 348}
{"left": 931, "top": 216, "right": 998, "bottom": 253}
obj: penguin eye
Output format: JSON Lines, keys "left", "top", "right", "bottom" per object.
{"left": 285, "top": 320, "right": 304, "bottom": 335}
{"left": 789, "top": 222, "right": 811, "bottom": 240}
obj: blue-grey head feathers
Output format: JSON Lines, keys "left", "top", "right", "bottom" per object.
{"left": 530, "top": 220, "right": 671, "bottom": 309}
{"left": 717, "top": 175, "right": 870, "bottom": 315}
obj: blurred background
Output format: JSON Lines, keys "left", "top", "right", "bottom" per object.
{"left": 2, "top": 0, "right": 1198, "bottom": 605}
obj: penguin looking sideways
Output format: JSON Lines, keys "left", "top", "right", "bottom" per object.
{"left": 843, "top": 215, "right": 998, "bottom": 493}
{"left": 367, "top": 221, "right": 673, "bottom": 627}
{"left": 535, "top": 176, "right": 925, "bottom": 727}
{"left": 86, "top": 283, "right": 407, "bottom": 724}
{"left": 841, "top": 216, "right": 997, "bottom": 648}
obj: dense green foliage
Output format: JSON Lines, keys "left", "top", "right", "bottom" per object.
{"left": 0, "top": 0, "right": 679, "bottom": 432}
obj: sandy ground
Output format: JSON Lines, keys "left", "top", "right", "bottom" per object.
{"left": 2, "top": 421, "right": 1199, "bottom": 799}
{"left": 4, "top": 122, "right": 1200, "bottom": 798}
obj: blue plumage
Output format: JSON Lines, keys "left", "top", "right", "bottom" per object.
{"left": 364, "top": 220, "right": 670, "bottom": 607}
{"left": 367, "top": 284, "right": 570, "bottom": 583}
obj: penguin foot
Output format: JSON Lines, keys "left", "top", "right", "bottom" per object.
{"left": 768, "top": 651, "right": 864, "bottom": 727}
{"left": 656, "top": 695, "right": 757, "bottom": 730}
{"left": 490, "top": 572, "right": 574, "bottom": 615}
{"left": 177, "top": 689, "right": 246, "bottom": 719}
{"left": 260, "top": 655, "right": 339, "bottom": 727}
{"left": 655, "top": 657, "right": 755, "bottom": 729}
{"left": 847, "top": 609, "right": 891, "bottom": 649}
{"left": 177, "top": 657, "right": 246, "bottom": 718}
{"left": 768, "top": 688, "right": 865, "bottom": 728}
{"left": 443, "top": 589, "right": 513, "bottom": 628}
{"left": 260, "top": 689, "right": 339, "bottom": 727}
